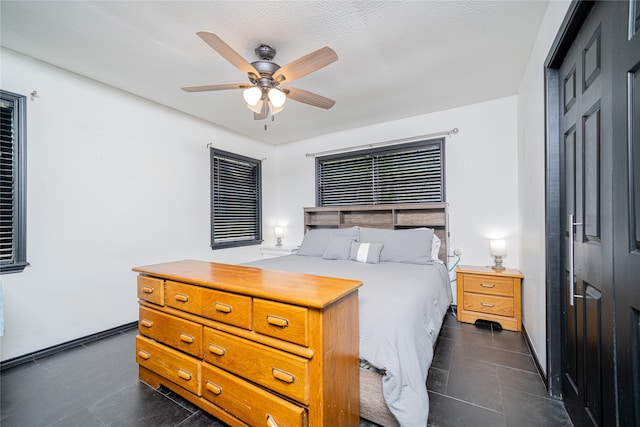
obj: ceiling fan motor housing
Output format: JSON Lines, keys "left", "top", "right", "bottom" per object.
{"left": 255, "top": 44, "right": 276, "bottom": 61}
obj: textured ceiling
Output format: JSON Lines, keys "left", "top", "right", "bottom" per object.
{"left": 0, "top": 1, "right": 549, "bottom": 145}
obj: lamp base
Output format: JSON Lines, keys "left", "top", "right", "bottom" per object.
{"left": 275, "top": 237, "right": 282, "bottom": 247}
{"left": 492, "top": 255, "right": 505, "bottom": 271}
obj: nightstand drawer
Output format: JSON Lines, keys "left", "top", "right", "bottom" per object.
{"left": 203, "top": 327, "right": 310, "bottom": 405}
{"left": 137, "top": 276, "right": 164, "bottom": 305}
{"left": 202, "top": 362, "right": 307, "bottom": 427}
{"left": 200, "top": 288, "right": 252, "bottom": 330}
{"left": 139, "top": 306, "right": 203, "bottom": 358}
{"left": 463, "top": 293, "right": 514, "bottom": 317}
{"left": 462, "top": 274, "right": 514, "bottom": 297}
{"left": 254, "top": 299, "right": 309, "bottom": 347}
{"left": 136, "top": 335, "right": 201, "bottom": 395}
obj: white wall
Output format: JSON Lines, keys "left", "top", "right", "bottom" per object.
{"left": 273, "top": 96, "right": 521, "bottom": 303}
{"left": 517, "top": 0, "right": 571, "bottom": 374}
{"left": 0, "top": 48, "right": 276, "bottom": 361}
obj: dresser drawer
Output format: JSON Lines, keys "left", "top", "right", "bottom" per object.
{"left": 463, "top": 293, "right": 514, "bottom": 317}
{"left": 462, "top": 274, "right": 514, "bottom": 297}
{"left": 137, "top": 276, "right": 165, "bottom": 305}
{"left": 165, "top": 281, "right": 202, "bottom": 315}
{"left": 200, "top": 288, "right": 252, "bottom": 330}
{"left": 136, "top": 335, "right": 201, "bottom": 395}
{"left": 254, "top": 299, "right": 309, "bottom": 347}
{"left": 139, "top": 306, "right": 203, "bottom": 358}
{"left": 203, "top": 328, "right": 309, "bottom": 405}
{"left": 202, "top": 362, "right": 307, "bottom": 427}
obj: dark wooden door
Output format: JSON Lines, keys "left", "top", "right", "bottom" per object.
{"left": 612, "top": 1, "right": 640, "bottom": 425}
{"left": 558, "top": 2, "right": 617, "bottom": 426}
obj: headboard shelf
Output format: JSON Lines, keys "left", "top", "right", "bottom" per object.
{"left": 304, "top": 203, "right": 449, "bottom": 264}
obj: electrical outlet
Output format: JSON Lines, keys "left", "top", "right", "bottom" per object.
{"left": 453, "top": 248, "right": 462, "bottom": 257}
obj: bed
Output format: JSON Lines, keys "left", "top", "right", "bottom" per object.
{"left": 245, "top": 203, "right": 452, "bottom": 426}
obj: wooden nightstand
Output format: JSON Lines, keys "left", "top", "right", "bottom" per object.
{"left": 455, "top": 265, "right": 523, "bottom": 331}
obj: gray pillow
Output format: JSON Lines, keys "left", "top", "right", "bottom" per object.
{"left": 322, "top": 236, "right": 354, "bottom": 260}
{"left": 297, "top": 227, "right": 359, "bottom": 257}
{"left": 358, "top": 227, "right": 434, "bottom": 264}
{"left": 349, "top": 241, "right": 384, "bottom": 263}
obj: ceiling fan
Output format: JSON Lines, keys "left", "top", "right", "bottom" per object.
{"left": 182, "top": 32, "right": 338, "bottom": 120}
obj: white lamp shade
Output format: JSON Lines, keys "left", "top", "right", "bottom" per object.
{"left": 274, "top": 226, "right": 284, "bottom": 238}
{"left": 270, "top": 102, "right": 285, "bottom": 115}
{"left": 243, "top": 87, "right": 262, "bottom": 106}
{"left": 490, "top": 239, "right": 506, "bottom": 256}
{"left": 246, "top": 100, "right": 263, "bottom": 114}
{"left": 268, "top": 87, "right": 286, "bottom": 108}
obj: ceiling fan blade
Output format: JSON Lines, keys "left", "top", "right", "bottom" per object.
{"left": 281, "top": 86, "right": 336, "bottom": 109}
{"left": 181, "top": 83, "right": 250, "bottom": 92}
{"left": 196, "top": 31, "right": 260, "bottom": 78}
{"left": 254, "top": 100, "right": 268, "bottom": 120}
{"left": 274, "top": 46, "right": 338, "bottom": 83}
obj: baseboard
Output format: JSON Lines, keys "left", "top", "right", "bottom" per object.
{"left": 522, "top": 323, "right": 548, "bottom": 387}
{"left": 1, "top": 321, "right": 138, "bottom": 371}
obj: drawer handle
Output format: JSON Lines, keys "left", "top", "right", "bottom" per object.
{"left": 480, "top": 283, "right": 496, "bottom": 288}
{"left": 180, "top": 333, "right": 195, "bottom": 344}
{"left": 137, "top": 350, "right": 150, "bottom": 360}
{"left": 206, "top": 381, "right": 222, "bottom": 395}
{"left": 141, "top": 286, "right": 154, "bottom": 294}
{"left": 208, "top": 344, "right": 226, "bottom": 356}
{"left": 272, "top": 368, "right": 295, "bottom": 384}
{"left": 214, "top": 303, "right": 232, "bottom": 314}
{"left": 266, "top": 315, "right": 289, "bottom": 328}
{"left": 140, "top": 319, "right": 153, "bottom": 328}
{"left": 266, "top": 414, "right": 279, "bottom": 427}
{"left": 177, "top": 368, "right": 192, "bottom": 381}
{"left": 174, "top": 293, "right": 189, "bottom": 303}
{"left": 481, "top": 302, "right": 496, "bottom": 308}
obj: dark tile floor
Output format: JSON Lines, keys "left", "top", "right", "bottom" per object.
{"left": 0, "top": 311, "right": 572, "bottom": 427}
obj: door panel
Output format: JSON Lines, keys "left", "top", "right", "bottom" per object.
{"left": 584, "top": 285, "right": 602, "bottom": 427}
{"left": 559, "top": 2, "right": 615, "bottom": 426}
{"left": 613, "top": 1, "right": 640, "bottom": 425}
{"left": 549, "top": 1, "right": 639, "bottom": 425}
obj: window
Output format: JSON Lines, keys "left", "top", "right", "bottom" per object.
{"left": 316, "top": 139, "right": 445, "bottom": 206}
{"left": 1, "top": 90, "right": 28, "bottom": 274}
{"left": 210, "top": 148, "right": 262, "bottom": 249}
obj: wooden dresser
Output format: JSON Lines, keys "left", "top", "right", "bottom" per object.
{"left": 133, "top": 259, "right": 362, "bottom": 426}
{"left": 455, "top": 265, "right": 524, "bottom": 331}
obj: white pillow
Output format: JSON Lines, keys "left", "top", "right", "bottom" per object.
{"left": 431, "top": 233, "right": 441, "bottom": 261}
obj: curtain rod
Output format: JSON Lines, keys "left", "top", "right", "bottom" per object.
{"left": 305, "top": 127, "right": 459, "bottom": 158}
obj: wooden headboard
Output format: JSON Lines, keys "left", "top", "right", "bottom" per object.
{"left": 303, "top": 203, "right": 449, "bottom": 265}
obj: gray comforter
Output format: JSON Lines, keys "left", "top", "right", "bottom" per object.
{"left": 244, "top": 255, "right": 452, "bottom": 427}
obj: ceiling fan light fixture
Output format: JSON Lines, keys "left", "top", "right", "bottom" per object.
{"left": 268, "top": 87, "right": 287, "bottom": 108}
{"left": 270, "top": 101, "right": 285, "bottom": 115}
{"left": 246, "top": 99, "right": 264, "bottom": 114}
{"left": 243, "top": 86, "right": 262, "bottom": 106}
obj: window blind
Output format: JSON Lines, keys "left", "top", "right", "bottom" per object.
{"left": 317, "top": 139, "right": 444, "bottom": 206}
{"left": 0, "top": 90, "right": 27, "bottom": 274}
{"left": 210, "top": 148, "right": 261, "bottom": 249}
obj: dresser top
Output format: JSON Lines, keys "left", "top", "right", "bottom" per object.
{"left": 133, "top": 259, "right": 362, "bottom": 309}
{"left": 455, "top": 264, "right": 523, "bottom": 278}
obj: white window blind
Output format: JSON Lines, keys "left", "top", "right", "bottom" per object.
{"left": 0, "top": 90, "right": 28, "bottom": 274}
{"left": 317, "top": 139, "right": 444, "bottom": 206}
{"left": 210, "top": 148, "right": 261, "bottom": 249}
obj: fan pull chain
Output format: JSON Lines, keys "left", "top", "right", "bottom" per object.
{"left": 264, "top": 115, "right": 275, "bottom": 131}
